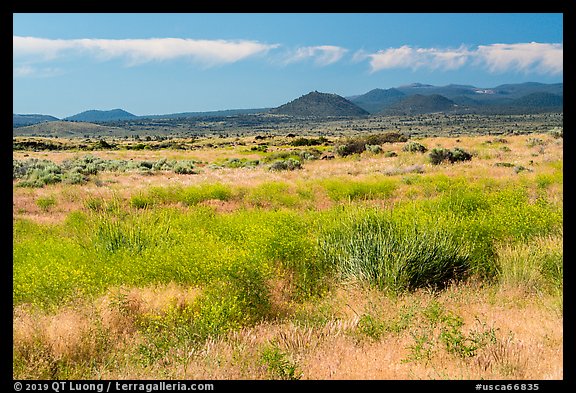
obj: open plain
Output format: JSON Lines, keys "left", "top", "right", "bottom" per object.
{"left": 13, "top": 114, "right": 563, "bottom": 380}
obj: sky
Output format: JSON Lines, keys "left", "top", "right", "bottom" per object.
{"left": 13, "top": 13, "right": 563, "bottom": 118}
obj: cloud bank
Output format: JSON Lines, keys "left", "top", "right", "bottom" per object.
{"left": 13, "top": 36, "right": 280, "bottom": 67}
{"left": 13, "top": 36, "right": 563, "bottom": 76}
{"left": 363, "top": 42, "right": 562, "bottom": 75}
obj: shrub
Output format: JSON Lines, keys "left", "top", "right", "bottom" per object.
{"left": 152, "top": 158, "right": 171, "bottom": 171}
{"left": 450, "top": 147, "right": 472, "bottom": 162}
{"left": 220, "top": 158, "right": 259, "bottom": 168}
{"left": 429, "top": 148, "right": 452, "bottom": 165}
{"left": 269, "top": 158, "right": 302, "bottom": 171}
{"left": 335, "top": 140, "right": 366, "bottom": 157}
{"left": 403, "top": 141, "right": 428, "bottom": 153}
{"left": 335, "top": 133, "right": 408, "bottom": 157}
{"left": 63, "top": 171, "right": 87, "bottom": 185}
{"left": 429, "top": 147, "right": 472, "bottom": 165}
{"left": 289, "top": 136, "right": 328, "bottom": 147}
{"left": 364, "top": 132, "right": 408, "bottom": 144}
{"left": 365, "top": 144, "right": 383, "bottom": 154}
{"left": 293, "top": 149, "right": 321, "bottom": 160}
{"left": 173, "top": 161, "right": 196, "bottom": 174}
{"left": 526, "top": 138, "right": 546, "bottom": 147}
{"left": 16, "top": 170, "right": 63, "bottom": 188}
{"left": 549, "top": 127, "right": 563, "bottom": 139}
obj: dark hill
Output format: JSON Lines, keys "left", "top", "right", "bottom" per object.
{"left": 270, "top": 91, "right": 369, "bottom": 117}
{"left": 13, "top": 114, "right": 59, "bottom": 127}
{"left": 380, "top": 94, "right": 457, "bottom": 115}
{"left": 12, "top": 120, "right": 129, "bottom": 137}
{"left": 510, "top": 92, "right": 563, "bottom": 108}
{"left": 492, "top": 82, "right": 563, "bottom": 98}
{"left": 64, "top": 109, "right": 137, "bottom": 122}
{"left": 348, "top": 88, "right": 406, "bottom": 113}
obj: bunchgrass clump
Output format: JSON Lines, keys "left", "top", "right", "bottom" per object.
{"left": 318, "top": 208, "right": 471, "bottom": 293}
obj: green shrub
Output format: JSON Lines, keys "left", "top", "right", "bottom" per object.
{"left": 335, "top": 141, "right": 366, "bottom": 157}
{"left": 173, "top": 161, "right": 196, "bottom": 174}
{"left": 450, "top": 147, "right": 472, "bottom": 162}
{"left": 289, "top": 136, "right": 328, "bottom": 146}
{"left": 335, "top": 133, "right": 406, "bottom": 157}
{"left": 365, "top": 144, "right": 383, "bottom": 154}
{"left": 403, "top": 141, "right": 428, "bottom": 153}
{"left": 364, "top": 132, "right": 408, "bottom": 145}
{"left": 429, "top": 147, "right": 472, "bottom": 165}
{"left": 152, "top": 158, "right": 172, "bottom": 171}
{"left": 13, "top": 158, "right": 64, "bottom": 187}
{"left": 63, "top": 171, "right": 88, "bottom": 185}
{"left": 269, "top": 158, "right": 302, "bottom": 171}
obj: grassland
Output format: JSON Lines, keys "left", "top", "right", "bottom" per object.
{"left": 12, "top": 126, "right": 563, "bottom": 380}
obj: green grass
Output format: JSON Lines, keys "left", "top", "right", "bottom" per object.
{"left": 322, "top": 177, "right": 397, "bottom": 202}
{"left": 13, "top": 175, "right": 562, "bottom": 344}
{"left": 318, "top": 207, "right": 472, "bottom": 293}
{"left": 36, "top": 195, "right": 57, "bottom": 211}
{"left": 496, "top": 234, "right": 563, "bottom": 294}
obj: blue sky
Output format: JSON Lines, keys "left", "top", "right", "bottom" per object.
{"left": 13, "top": 13, "right": 563, "bottom": 118}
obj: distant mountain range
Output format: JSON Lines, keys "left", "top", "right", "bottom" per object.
{"left": 348, "top": 82, "right": 563, "bottom": 114}
{"left": 379, "top": 94, "right": 457, "bottom": 116}
{"left": 13, "top": 82, "right": 563, "bottom": 128}
{"left": 346, "top": 88, "right": 406, "bottom": 114}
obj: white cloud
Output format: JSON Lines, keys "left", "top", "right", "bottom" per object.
{"left": 474, "top": 42, "right": 563, "bottom": 75}
{"left": 366, "top": 45, "right": 471, "bottom": 72}
{"left": 367, "top": 46, "right": 416, "bottom": 70}
{"left": 364, "top": 43, "right": 562, "bottom": 75}
{"left": 281, "top": 45, "right": 348, "bottom": 66}
{"left": 13, "top": 36, "right": 280, "bottom": 67}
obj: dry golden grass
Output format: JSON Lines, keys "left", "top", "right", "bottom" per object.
{"left": 13, "top": 280, "right": 562, "bottom": 380}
